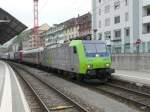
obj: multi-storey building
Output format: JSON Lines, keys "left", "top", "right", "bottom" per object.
{"left": 92, "top": 0, "right": 150, "bottom": 53}
{"left": 44, "top": 13, "right": 92, "bottom": 46}
{"left": 20, "top": 30, "right": 32, "bottom": 50}
{"left": 34, "top": 23, "right": 49, "bottom": 48}
{"left": 78, "top": 12, "right": 92, "bottom": 40}
{"left": 43, "top": 28, "right": 54, "bottom": 47}
{"left": 44, "top": 23, "right": 65, "bottom": 46}
{"left": 20, "top": 23, "right": 49, "bottom": 50}
{"left": 141, "top": 0, "right": 150, "bottom": 52}
{"left": 63, "top": 18, "right": 79, "bottom": 41}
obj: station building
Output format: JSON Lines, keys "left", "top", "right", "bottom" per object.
{"left": 92, "top": 0, "right": 150, "bottom": 53}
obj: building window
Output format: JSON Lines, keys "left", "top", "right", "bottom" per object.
{"left": 124, "top": 43, "right": 130, "bottom": 53}
{"left": 114, "top": 16, "right": 120, "bottom": 24}
{"left": 104, "top": 31, "right": 111, "bottom": 40}
{"left": 99, "top": 20, "right": 101, "bottom": 28}
{"left": 105, "top": 18, "right": 110, "bottom": 26}
{"left": 125, "top": 0, "right": 128, "bottom": 5}
{"left": 114, "top": 1, "right": 120, "bottom": 10}
{"left": 98, "top": 33, "right": 102, "bottom": 40}
{"left": 105, "top": 5, "right": 110, "bottom": 13}
{"left": 99, "top": 0, "right": 101, "bottom": 3}
{"left": 142, "top": 42, "right": 146, "bottom": 53}
{"left": 148, "top": 42, "right": 150, "bottom": 52}
{"left": 125, "top": 12, "right": 129, "bottom": 21}
{"left": 99, "top": 9, "right": 101, "bottom": 15}
{"left": 114, "top": 47, "right": 121, "bottom": 54}
{"left": 125, "top": 28, "right": 130, "bottom": 36}
{"left": 147, "top": 8, "right": 150, "bottom": 16}
{"left": 147, "top": 24, "right": 150, "bottom": 33}
{"left": 114, "top": 30, "right": 121, "bottom": 38}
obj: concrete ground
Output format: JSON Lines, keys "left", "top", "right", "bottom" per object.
{"left": 112, "top": 70, "right": 150, "bottom": 86}
{"left": 0, "top": 61, "right": 30, "bottom": 112}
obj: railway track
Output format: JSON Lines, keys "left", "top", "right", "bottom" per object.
{"left": 65, "top": 79, "right": 150, "bottom": 112}
{"left": 93, "top": 82, "right": 150, "bottom": 112}
{"left": 10, "top": 62, "right": 150, "bottom": 112}
{"left": 55, "top": 70, "right": 150, "bottom": 111}
{"left": 11, "top": 64, "right": 89, "bottom": 112}
{"left": 15, "top": 68, "right": 48, "bottom": 112}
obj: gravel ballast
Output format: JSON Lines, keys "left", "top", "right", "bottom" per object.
{"left": 14, "top": 63, "right": 139, "bottom": 112}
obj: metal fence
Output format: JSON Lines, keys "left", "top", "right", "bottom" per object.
{"left": 107, "top": 42, "right": 150, "bottom": 54}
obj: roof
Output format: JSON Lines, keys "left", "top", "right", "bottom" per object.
{"left": 82, "top": 40, "right": 105, "bottom": 44}
{"left": 0, "top": 46, "right": 8, "bottom": 53}
{"left": 0, "top": 8, "right": 27, "bottom": 44}
{"left": 23, "top": 47, "right": 44, "bottom": 54}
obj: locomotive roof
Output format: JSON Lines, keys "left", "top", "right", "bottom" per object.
{"left": 46, "top": 42, "right": 69, "bottom": 49}
{"left": 23, "top": 47, "right": 44, "bottom": 54}
{"left": 82, "top": 40, "right": 106, "bottom": 44}
{"left": 46, "top": 40, "right": 106, "bottom": 49}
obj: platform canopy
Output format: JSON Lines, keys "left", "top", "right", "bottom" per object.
{"left": 0, "top": 8, "right": 27, "bottom": 44}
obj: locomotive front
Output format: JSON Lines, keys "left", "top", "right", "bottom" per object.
{"left": 81, "top": 40, "right": 115, "bottom": 81}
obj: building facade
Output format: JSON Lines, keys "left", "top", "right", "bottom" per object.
{"left": 19, "top": 30, "right": 32, "bottom": 50}
{"left": 63, "top": 18, "right": 80, "bottom": 41}
{"left": 33, "top": 23, "right": 49, "bottom": 48}
{"left": 78, "top": 13, "right": 92, "bottom": 40}
{"left": 92, "top": 0, "right": 150, "bottom": 53}
{"left": 44, "top": 23, "right": 65, "bottom": 46}
{"left": 44, "top": 13, "right": 92, "bottom": 46}
{"left": 19, "top": 23, "right": 49, "bottom": 50}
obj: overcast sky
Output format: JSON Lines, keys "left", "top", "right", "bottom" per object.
{"left": 0, "top": 0, "right": 91, "bottom": 28}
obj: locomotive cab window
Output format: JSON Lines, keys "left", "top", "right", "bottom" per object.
{"left": 73, "top": 46, "right": 77, "bottom": 54}
{"left": 83, "top": 43, "right": 108, "bottom": 57}
{"left": 84, "top": 43, "right": 106, "bottom": 53}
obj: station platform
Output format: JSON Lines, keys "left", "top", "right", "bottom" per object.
{"left": 112, "top": 70, "right": 150, "bottom": 86}
{"left": 0, "top": 61, "right": 30, "bottom": 112}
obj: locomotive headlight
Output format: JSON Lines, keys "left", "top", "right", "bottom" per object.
{"left": 96, "top": 54, "right": 99, "bottom": 57}
{"left": 88, "top": 64, "right": 93, "bottom": 69}
{"left": 106, "top": 63, "right": 110, "bottom": 67}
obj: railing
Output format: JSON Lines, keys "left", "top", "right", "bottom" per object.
{"left": 107, "top": 43, "right": 150, "bottom": 54}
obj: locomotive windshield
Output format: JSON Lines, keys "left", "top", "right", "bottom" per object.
{"left": 83, "top": 43, "right": 109, "bottom": 57}
{"left": 84, "top": 43, "right": 106, "bottom": 53}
